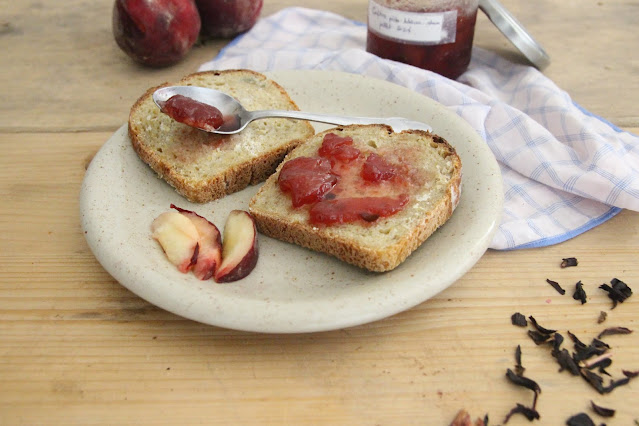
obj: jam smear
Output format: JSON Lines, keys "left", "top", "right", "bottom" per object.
{"left": 309, "top": 195, "right": 409, "bottom": 225}
{"left": 160, "top": 94, "right": 225, "bottom": 131}
{"left": 278, "top": 133, "right": 413, "bottom": 225}
{"left": 278, "top": 157, "right": 337, "bottom": 208}
{"left": 361, "top": 152, "right": 399, "bottom": 182}
{"left": 318, "top": 133, "right": 360, "bottom": 163}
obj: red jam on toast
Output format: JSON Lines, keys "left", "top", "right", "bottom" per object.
{"left": 278, "top": 133, "right": 416, "bottom": 225}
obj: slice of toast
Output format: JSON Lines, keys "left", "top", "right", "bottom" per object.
{"left": 129, "top": 70, "right": 315, "bottom": 203}
{"left": 248, "top": 124, "right": 462, "bottom": 272}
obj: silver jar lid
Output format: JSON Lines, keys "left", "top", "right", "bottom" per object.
{"left": 479, "top": 0, "right": 551, "bottom": 69}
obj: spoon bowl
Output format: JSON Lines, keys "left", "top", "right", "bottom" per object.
{"left": 152, "top": 86, "right": 432, "bottom": 134}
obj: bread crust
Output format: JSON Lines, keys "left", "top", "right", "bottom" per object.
{"left": 249, "top": 125, "right": 462, "bottom": 272}
{"left": 128, "top": 70, "right": 315, "bottom": 203}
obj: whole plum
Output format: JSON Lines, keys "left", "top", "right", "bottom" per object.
{"left": 113, "top": 0, "right": 201, "bottom": 67}
{"left": 195, "top": 0, "right": 263, "bottom": 38}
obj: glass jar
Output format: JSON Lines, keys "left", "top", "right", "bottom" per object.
{"left": 366, "top": 0, "right": 480, "bottom": 79}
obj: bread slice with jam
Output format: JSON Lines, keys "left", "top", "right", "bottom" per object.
{"left": 128, "top": 70, "right": 315, "bottom": 203}
{"left": 248, "top": 124, "right": 462, "bottom": 272}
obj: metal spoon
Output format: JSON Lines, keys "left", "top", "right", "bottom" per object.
{"left": 153, "top": 85, "right": 432, "bottom": 134}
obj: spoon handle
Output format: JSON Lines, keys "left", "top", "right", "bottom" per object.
{"left": 247, "top": 110, "right": 432, "bottom": 133}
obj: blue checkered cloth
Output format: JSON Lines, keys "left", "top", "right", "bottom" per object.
{"left": 199, "top": 7, "right": 639, "bottom": 250}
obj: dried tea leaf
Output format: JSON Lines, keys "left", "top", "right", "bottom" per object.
{"left": 572, "top": 281, "right": 587, "bottom": 304}
{"left": 561, "top": 257, "right": 578, "bottom": 268}
{"left": 505, "top": 368, "right": 541, "bottom": 405}
{"left": 511, "top": 312, "right": 527, "bottom": 327}
{"left": 597, "top": 311, "right": 607, "bottom": 324}
{"left": 590, "top": 401, "right": 615, "bottom": 417}
{"left": 581, "top": 367, "right": 636, "bottom": 394}
{"left": 514, "top": 344, "right": 525, "bottom": 376}
{"left": 580, "top": 368, "right": 605, "bottom": 393}
{"left": 597, "top": 326, "right": 632, "bottom": 339}
{"left": 546, "top": 278, "right": 566, "bottom": 295}
{"left": 592, "top": 338, "right": 610, "bottom": 349}
{"left": 623, "top": 369, "right": 639, "bottom": 378}
{"left": 566, "top": 412, "right": 595, "bottom": 426}
{"left": 604, "top": 376, "right": 630, "bottom": 393}
{"left": 568, "top": 331, "right": 609, "bottom": 361}
{"left": 555, "top": 348, "right": 580, "bottom": 376}
{"left": 551, "top": 332, "right": 565, "bottom": 356}
{"left": 528, "top": 330, "right": 552, "bottom": 345}
{"left": 599, "top": 366, "right": 612, "bottom": 377}
{"left": 567, "top": 331, "right": 588, "bottom": 351}
{"left": 573, "top": 339, "right": 610, "bottom": 362}
{"left": 545, "top": 332, "right": 580, "bottom": 375}
{"left": 503, "top": 404, "right": 540, "bottom": 423}
{"left": 611, "top": 278, "right": 632, "bottom": 294}
{"left": 529, "top": 316, "right": 557, "bottom": 335}
{"left": 599, "top": 278, "right": 633, "bottom": 309}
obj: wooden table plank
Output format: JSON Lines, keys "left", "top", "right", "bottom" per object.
{"left": 1, "top": 131, "right": 638, "bottom": 424}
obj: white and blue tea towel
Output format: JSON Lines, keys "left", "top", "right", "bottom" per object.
{"left": 199, "top": 7, "right": 639, "bottom": 250}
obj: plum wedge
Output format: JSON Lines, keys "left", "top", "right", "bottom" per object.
{"left": 214, "top": 210, "right": 259, "bottom": 283}
{"left": 151, "top": 211, "right": 199, "bottom": 273}
{"left": 170, "top": 205, "right": 222, "bottom": 281}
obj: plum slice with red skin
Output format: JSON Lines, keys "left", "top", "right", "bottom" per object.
{"left": 170, "top": 205, "right": 222, "bottom": 281}
{"left": 151, "top": 210, "right": 200, "bottom": 273}
{"left": 214, "top": 210, "right": 259, "bottom": 283}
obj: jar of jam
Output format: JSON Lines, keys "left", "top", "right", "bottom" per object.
{"left": 366, "top": 0, "right": 480, "bottom": 79}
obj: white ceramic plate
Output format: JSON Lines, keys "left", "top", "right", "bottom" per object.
{"left": 80, "top": 70, "right": 503, "bottom": 333}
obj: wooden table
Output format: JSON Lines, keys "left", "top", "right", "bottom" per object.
{"left": 1, "top": 1, "right": 637, "bottom": 424}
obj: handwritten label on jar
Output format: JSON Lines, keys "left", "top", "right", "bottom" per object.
{"left": 368, "top": 0, "right": 457, "bottom": 45}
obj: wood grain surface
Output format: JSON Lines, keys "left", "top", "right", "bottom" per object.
{"left": 1, "top": 0, "right": 638, "bottom": 424}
